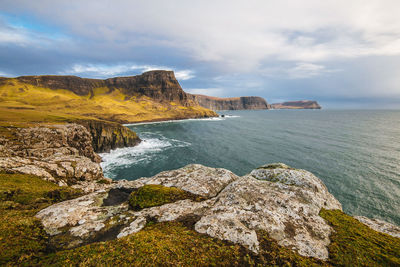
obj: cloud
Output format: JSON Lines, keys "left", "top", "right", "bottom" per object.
{"left": 60, "top": 63, "right": 195, "bottom": 79}
{"left": 262, "top": 63, "right": 341, "bottom": 79}
{"left": 3, "top": 0, "right": 400, "bottom": 71}
{"left": 185, "top": 88, "right": 226, "bottom": 97}
{"left": 1, "top": 1, "right": 400, "bottom": 107}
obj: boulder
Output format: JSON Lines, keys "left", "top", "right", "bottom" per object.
{"left": 36, "top": 163, "right": 344, "bottom": 260}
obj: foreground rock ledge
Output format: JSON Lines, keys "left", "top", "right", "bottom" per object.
{"left": 35, "top": 163, "right": 399, "bottom": 261}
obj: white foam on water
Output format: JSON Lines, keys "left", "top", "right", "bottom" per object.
{"left": 124, "top": 117, "right": 225, "bottom": 126}
{"left": 99, "top": 134, "right": 190, "bottom": 178}
{"left": 223, "top": 115, "right": 240, "bottom": 118}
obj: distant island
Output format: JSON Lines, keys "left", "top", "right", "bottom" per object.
{"left": 191, "top": 94, "right": 322, "bottom": 110}
{"left": 271, "top": 100, "right": 321, "bottom": 109}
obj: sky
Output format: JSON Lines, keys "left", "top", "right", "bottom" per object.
{"left": 1, "top": 0, "right": 400, "bottom": 108}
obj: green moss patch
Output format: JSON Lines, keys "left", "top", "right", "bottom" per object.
{"left": 0, "top": 173, "right": 82, "bottom": 265}
{"left": 128, "top": 184, "right": 204, "bottom": 211}
{"left": 38, "top": 221, "right": 246, "bottom": 266}
{"left": 320, "top": 209, "right": 400, "bottom": 266}
{"left": 256, "top": 230, "right": 323, "bottom": 266}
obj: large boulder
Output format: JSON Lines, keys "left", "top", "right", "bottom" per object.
{"left": 195, "top": 163, "right": 342, "bottom": 260}
{"left": 36, "top": 163, "right": 344, "bottom": 260}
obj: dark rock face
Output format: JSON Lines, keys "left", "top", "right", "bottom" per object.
{"left": 192, "top": 95, "right": 270, "bottom": 110}
{"left": 77, "top": 120, "right": 141, "bottom": 153}
{"left": 271, "top": 101, "right": 321, "bottom": 109}
{"left": 16, "top": 71, "right": 195, "bottom": 106}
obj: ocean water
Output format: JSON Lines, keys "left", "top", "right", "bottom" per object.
{"left": 100, "top": 110, "right": 400, "bottom": 225}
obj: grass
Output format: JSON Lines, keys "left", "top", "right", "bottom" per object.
{"left": 0, "top": 173, "right": 82, "bottom": 265}
{"left": 0, "top": 79, "right": 216, "bottom": 124}
{"left": 37, "top": 221, "right": 247, "bottom": 266}
{"left": 128, "top": 184, "right": 204, "bottom": 211}
{"left": 1, "top": 174, "right": 399, "bottom": 266}
{"left": 320, "top": 209, "right": 400, "bottom": 266}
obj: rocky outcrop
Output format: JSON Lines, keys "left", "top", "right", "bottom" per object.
{"left": 271, "top": 100, "right": 321, "bottom": 109}
{"left": 14, "top": 71, "right": 197, "bottom": 107}
{"left": 77, "top": 120, "right": 140, "bottom": 153}
{"left": 36, "top": 163, "right": 344, "bottom": 260}
{"left": 355, "top": 216, "right": 400, "bottom": 238}
{"left": 192, "top": 95, "right": 270, "bottom": 110}
{"left": 0, "top": 124, "right": 104, "bottom": 185}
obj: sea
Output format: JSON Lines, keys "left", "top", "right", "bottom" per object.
{"left": 99, "top": 110, "right": 400, "bottom": 225}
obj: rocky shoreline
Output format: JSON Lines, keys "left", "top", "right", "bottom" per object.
{"left": 0, "top": 123, "right": 399, "bottom": 265}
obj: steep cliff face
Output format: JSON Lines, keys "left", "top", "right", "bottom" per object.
{"left": 77, "top": 120, "right": 141, "bottom": 153}
{"left": 15, "top": 71, "right": 195, "bottom": 106}
{"left": 271, "top": 100, "right": 321, "bottom": 109}
{"left": 192, "top": 95, "right": 270, "bottom": 110}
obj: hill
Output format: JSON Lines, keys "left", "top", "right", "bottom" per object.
{"left": 0, "top": 70, "right": 217, "bottom": 124}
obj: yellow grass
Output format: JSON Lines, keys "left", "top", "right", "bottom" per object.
{"left": 0, "top": 79, "right": 216, "bottom": 124}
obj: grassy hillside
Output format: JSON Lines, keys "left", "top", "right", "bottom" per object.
{"left": 0, "top": 78, "right": 216, "bottom": 124}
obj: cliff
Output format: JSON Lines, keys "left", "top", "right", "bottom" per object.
{"left": 0, "top": 124, "right": 104, "bottom": 186}
{"left": 271, "top": 100, "right": 321, "bottom": 109}
{"left": 77, "top": 120, "right": 140, "bottom": 153}
{"left": 15, "top": 71, "right": 194, "bottom": 107}
{"left": 192, "top": 94, "right": 270, "bottom": 110}
{"left": 0, "top": 70, "right": 217, "bottom": 124}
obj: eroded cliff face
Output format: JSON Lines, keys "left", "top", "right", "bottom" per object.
{"left": 77, "top": 120, "right": 141, "bottom": 153}
{"left": 0, "top": 124, "right": 104, "bottom": 185}
{"left": 192, "top": 95, "right": 270, "bottom": 110}
{"left": 271, "top": 100, "right": 321, "bottom": 109}
{"left": 15, "top": 71, "right": 196, "bottom": 106}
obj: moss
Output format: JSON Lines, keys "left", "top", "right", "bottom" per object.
{"left": 320, "top": 209, "right": 400, "bottom": 266}
{"left": 96, "top": 178, "right": 111, "bottom": 184}
{"left": 128, "top": 184, "right": 204, "bottom": 211}
{"left": 37, "top": 221, "right": 246, "bottom": 266}
{"left": 256, "top": 230, "right": 323, "bottom": 266}
{"left": 0, "top": 173, "right": 83, "bottom": 265}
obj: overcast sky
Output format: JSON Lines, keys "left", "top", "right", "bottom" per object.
{"left": 1, "top": 0, "right": 400, "bottom": 108}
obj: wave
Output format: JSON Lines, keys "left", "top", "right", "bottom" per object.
{"left": 99, "top": 133, "right": 190, "bottom": 178}
{"left": 124, "top": 117, "right": 226, "bottom": 126}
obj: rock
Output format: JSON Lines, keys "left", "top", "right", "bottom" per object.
{"left": 355, "top": 216, "right": 400, "bottom": 238}
{"left": 0, "top": 124, "right": 104, "bottom": 185}
{"left": 36, "top": 163, "right": 343, "bottom": 260}
{"left": 195, "top": 164, "right": 342, "bottom": 260}
{"left": 130, "top": 164, "right": 239, "bottom": 198}
{"left": 77, "top": 120, "right": 141, "bottom": 153}
{"left": 191, "top": 95, "right": 270, "bottom": 110}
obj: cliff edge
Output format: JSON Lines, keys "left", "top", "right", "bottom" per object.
{"left": 192, "top": 94, "right": 270, "bottom": 110}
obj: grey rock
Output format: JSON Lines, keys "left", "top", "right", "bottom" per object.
{"left": 0, "top": 124, "right": 104, "bottom": 185}
{"left": 36, "top": 163, "right": 343, "bottom": 260}
{"left": 355, "top": 216, "right": 400, "bottom": 238}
